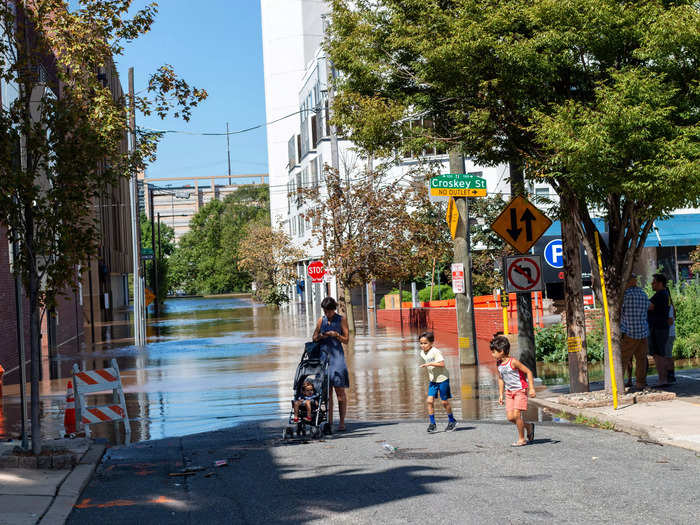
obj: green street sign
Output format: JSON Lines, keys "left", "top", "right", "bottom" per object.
{"left": 429, "top": 173, "right": 487, "bottom": 197}
{"left": 141, "top": 248, "right": 154, "bottom": 260}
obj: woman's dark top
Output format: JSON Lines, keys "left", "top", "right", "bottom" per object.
{"left": 648, "top": 289, "right": 670, "bottom": 330}
{"left": 648, "top": 289, "right": 670, "bottom": 355}
{"left": 320, "top": 314, "right": 350, "bottom": 388}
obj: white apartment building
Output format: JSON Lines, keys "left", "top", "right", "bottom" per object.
{"left": 261, "top": 1, "right": 515, "bottom": 312}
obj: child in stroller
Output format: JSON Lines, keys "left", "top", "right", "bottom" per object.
{"left": 293, "top": 380, "right": 319, "bottom": 422}
{"left": 283, "top": 342, "right": 331, "bottom": 440}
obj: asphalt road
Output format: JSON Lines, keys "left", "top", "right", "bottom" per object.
{"left": 68, "top": 419, "right": 700, "bottom": 524}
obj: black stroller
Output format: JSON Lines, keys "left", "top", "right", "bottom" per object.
{"left": 283, "top": 342, "right": 331, "bottom": 440}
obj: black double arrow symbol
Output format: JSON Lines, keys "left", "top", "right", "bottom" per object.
{"left": 506, "top": 208, "right": 537, "bottom": 242}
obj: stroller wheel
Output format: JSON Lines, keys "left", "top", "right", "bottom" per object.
{"left": 311, "top": 426, "right": 322, "bottom": 439}
{"left": 283, "top": 427, "right": 293, "bottom": 440}
{"left": 321, "top": 422, "right": 331, "bottom": 435}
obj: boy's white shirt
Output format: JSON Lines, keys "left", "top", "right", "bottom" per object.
{"left": 420, "top": 346, "right": 449, "bottom": 383}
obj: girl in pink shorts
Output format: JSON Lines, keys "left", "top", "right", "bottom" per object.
{"left": 490, "top": 335, "right": 536, "bottom": 447}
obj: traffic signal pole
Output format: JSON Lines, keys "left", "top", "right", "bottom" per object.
{"left": 450, "top": 150, "right": 478, "bottom": 366}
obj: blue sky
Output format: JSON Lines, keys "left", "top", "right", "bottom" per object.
{"left": 117, "top": 1, "right": 268, "bottom": 186}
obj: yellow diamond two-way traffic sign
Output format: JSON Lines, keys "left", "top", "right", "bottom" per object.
{"left": 491, "top": 196, "right": 552, "bottom": 253}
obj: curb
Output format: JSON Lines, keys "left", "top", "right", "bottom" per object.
{"left": 533, "top": 397, "right": 700, "bottom": 454}
{"left": 37, "top": 443, "right": 106, "bottom": 525}
{"left": 532, "top": 398, "right": 658, "bottom": 440}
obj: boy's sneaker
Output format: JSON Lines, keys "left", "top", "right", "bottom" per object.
{"left": 426, "top": 423, "right": 437, "bottom": 433}
{"left": 445, "top": 421, "right": 457, "bottom": 432}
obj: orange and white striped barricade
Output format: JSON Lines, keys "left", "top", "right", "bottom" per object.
{"left": 72, "top": 359, "right": 131, "bottom": 443}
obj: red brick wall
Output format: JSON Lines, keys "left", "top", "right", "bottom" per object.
{"left": 0, "top": 226, "right": 31, "bottom": 384}
{"left": 1, "top": 226, "right": 81, "bottom": 386}
{"left": 377, "top": 307, "right": 513, "bottom": 364}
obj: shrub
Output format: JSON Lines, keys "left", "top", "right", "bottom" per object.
{"left": 535, "top": 324, "right": 567, "bottom": 363}
{"left": 418, "top": 284, "right": 455, "bottom": 302}
{"left": 379, "top": 289, "right": 412, "bottom": 309}
{"left": 535, "top": 319, "right": 606, "bottom": 363}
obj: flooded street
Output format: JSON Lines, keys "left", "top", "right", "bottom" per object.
{"left": 2, "top": 296, "right": 695, "bottom": 444}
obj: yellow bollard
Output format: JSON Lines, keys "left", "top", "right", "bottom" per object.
{"left": 595, "top": 232, "right": 619, "bottom": 409}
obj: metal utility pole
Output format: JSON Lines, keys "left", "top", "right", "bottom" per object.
{"left": 450, "top": 150, "right": 478, "bottom": 366}
{"left": 226, "top": 122, "right": 232, "bottom": 185}
{"left": 509, "top": 161, "right": 536, "bottom": 375}
{"left": 149, "top": 186, "right": 159, "bottom": 315}
{"left": 128, "top": 67, "right": 145, "bottom": 346}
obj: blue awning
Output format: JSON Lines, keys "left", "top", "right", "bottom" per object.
{"left": 542, "top": 214, "right": 700, "bottom": 247}
{"left": 645, "top": 214, "right": 700, "bottom": 247}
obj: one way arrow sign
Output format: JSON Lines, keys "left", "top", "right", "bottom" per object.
{"left": 491, "top": 196, "right": 552, "bottom": 253}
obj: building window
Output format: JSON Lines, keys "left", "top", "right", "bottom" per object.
{"left": 310, "top": 158, "right": 319, "bottom": 187}
{"left": 535, "top": 187, "right": 550, "bottom": 198}
{"left": 288, "top": 136, "right": 297, "bottom": 171}
{"left": 298, "top": 215, "right": 304, "bottom": 237}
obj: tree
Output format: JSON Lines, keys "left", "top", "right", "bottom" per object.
{"left": 168, "top": 185, "right": 270, "bottom": 295}
{"left": 0, "top": 1, "right": 206, "bottom": 453}
{"left": 140, "top": 213, "right": 175, "bottom": 305}
{"left": 302, "top": 154, "right": 438, "bottom": 330}
{"left": 237, "top": 221, "right": 305, "bottom": 306}
{"left": 327, "top": 0, "right": 700, "bottom": 391}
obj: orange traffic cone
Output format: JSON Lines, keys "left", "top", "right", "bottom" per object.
{"left": 64, "top": 380, "right": 76, "bottom": 436}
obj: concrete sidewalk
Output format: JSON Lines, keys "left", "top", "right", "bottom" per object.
{"left": 531, "top": 367, "right": 700, "bottom": 453}
{"left": 0, "top": 442, "right": 106, "bottom": 525}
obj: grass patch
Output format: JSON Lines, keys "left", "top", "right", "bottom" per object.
{"left": 573, "top": 413, "right": 615, "bottom": 430}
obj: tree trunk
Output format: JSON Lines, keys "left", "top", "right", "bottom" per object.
{"left": 29, "top": 268, "right": 42, "bottom": 454}
{"left": 602, "top": 286, "right": 626, "bottom": 393}
{"left": 344, "top": 285, "right": 355, "bottom": 332}
{"left": 560, "top": 201, "right": 589, "bottom": 392}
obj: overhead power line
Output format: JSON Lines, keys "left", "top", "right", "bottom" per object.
{"left": 139, "top": 109, "right": 310, "bottom": 136}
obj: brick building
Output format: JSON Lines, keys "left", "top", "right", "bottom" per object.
{"left": 0, "top": 9, "right": 132, "bottom": 385}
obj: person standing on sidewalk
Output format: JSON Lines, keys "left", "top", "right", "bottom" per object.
{"left": 419, "top": 332, "right": 457, "bottom": 433}
{"left": 313, "top": 297, "right": 350, "bottom": 432}
{"left": 648, "top": 273, "right": 671, "bottom": 386}
{"left": 621, "top": 273, "right": 650, "bottom": 389}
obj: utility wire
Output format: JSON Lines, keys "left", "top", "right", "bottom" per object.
{"left": 139, "top": 109, "right": 311, "bottom": 136}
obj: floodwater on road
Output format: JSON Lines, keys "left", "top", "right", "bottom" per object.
{"left": 1, "top": 296, "right": 693, "bottom": 444}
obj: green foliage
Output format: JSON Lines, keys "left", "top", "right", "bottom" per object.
{"left": 261, "top": 288, "right": 290, "bottom": 307}
{"left": 168, "top": 185, "right": 270, "bottom": 295}
{"left": 378, "top": 289, "right": 412, "bottom": 309}
{"left": 418, "top": 285, "right": 454, "bottom": 302}
{"left": 670, "top": 282, "right": 700, "bottom": 359}
{"left": 535, "top": 324, "right": 568, "bottom": 363}
{"left": 535, "top": 319, "right": 605, "bottom": 363}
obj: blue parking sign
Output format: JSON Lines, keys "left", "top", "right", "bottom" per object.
{"left": 544, "top": 239, "right": 564, "bottom": 269}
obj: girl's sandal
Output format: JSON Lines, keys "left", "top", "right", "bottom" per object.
{"left": 511, "top": 441, "right": 527, "bottom": 447}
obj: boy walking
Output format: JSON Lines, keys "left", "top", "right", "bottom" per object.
{"left": 419, "top": 332, "right": 457, "bottom": 433}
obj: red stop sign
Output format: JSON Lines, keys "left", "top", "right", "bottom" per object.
{"left": 307, "top": 261, "right": 326, "bottom": 283}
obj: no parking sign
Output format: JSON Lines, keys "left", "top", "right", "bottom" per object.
{"left": 505, "top": 255, "right": 544, "bottom": 293}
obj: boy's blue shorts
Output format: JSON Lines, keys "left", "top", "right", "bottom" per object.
{"left": 428, "top": 380, "right": 452, "bottom": 400}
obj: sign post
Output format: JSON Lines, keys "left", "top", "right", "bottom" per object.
{"left": 492, "top": 193, "right": 552, "bottom": 375}
{"left": 444, "top": 154, "right": 480, "bottom": 367}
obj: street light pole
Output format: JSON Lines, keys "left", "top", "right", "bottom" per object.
{"left": 226, "top": 122, "right": 231, "bottom": 185}
{"left": 149, "top": 186, "right": 159, "bottom": 315}
{"left": 128, "top": 67, "right": 144, "bottom": 346}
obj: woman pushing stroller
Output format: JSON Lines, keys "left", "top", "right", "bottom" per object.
{"left": 313, "top": 297, "right": 350, "bottom": 432}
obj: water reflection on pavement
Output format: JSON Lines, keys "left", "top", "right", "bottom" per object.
{"left": 1, "top": 296, "right": 512, "bottom": 443}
